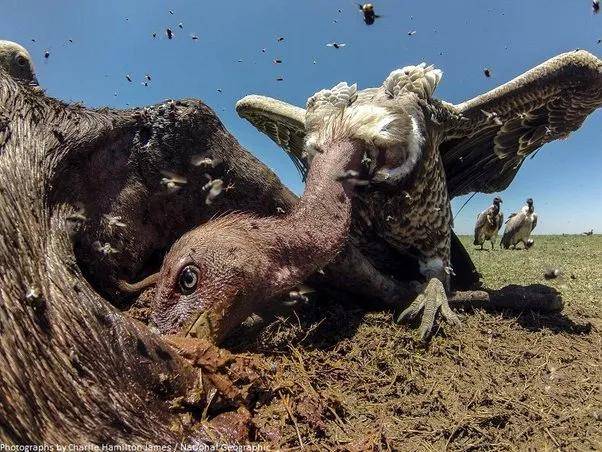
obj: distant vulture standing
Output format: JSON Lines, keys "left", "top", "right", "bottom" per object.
{"left": 236, "top": 50, "right": 601, "bottom": 339}
{"left": 0, "top": 40, "right": 37, "bottom": 85}
{"left": 474, "top": 196, "right": 503, "bottom": 250}
{"left": 501, "top": 198, "right": 538, "bottom": 249}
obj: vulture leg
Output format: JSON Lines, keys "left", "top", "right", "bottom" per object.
{"left": 397, "top": 254, "right": 461, "bottom": 341}
{"left": 396, "top": 277, "right": 461, "bottom": 341}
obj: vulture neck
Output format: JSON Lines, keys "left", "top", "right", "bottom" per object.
{"left": 268, "top": 139, "right": 364, "bottom": 293}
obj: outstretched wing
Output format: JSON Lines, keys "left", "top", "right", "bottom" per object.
{"left": 236, "top": 95, "right": 307, "bottom": 177}
{"left": 441, "top": 51, "right": 602, "bottom": 198}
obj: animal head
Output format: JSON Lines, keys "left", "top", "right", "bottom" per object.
{"left": 119, "top": 106, "right": 372, "bottom": 342}
{"left": 147, "top": 213, "right": 273, "bottom": 342}
{"left": 0, "top": 40, "right": 37, "bottom": 85}
{"left": 526, "top": 198, "right": 534, "bottom": 211}
{"left": 493, "top": 196, "right": 503, "bottom": 206}
{"left": 303, "top": 64, "right": 442, "bottom": 185}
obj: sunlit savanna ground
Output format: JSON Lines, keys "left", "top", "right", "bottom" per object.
{"left": 227, "top": 235, "right": 602, "bottom": 450}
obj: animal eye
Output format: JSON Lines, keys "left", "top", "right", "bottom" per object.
{"left": 15, "top": 55, "right": 27, "bottom": 67}
{"left": 178, "top": 265, "right": 199, "bottom": 294}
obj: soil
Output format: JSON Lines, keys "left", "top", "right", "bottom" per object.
{"left": 126, "top": 235, "right": 602, "bottom": 450}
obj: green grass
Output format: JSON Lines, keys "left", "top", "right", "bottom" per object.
{"left": 458, "top": 234, "right": 602, "bottom": 317}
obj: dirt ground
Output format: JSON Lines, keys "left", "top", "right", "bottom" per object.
{"left": 129, "top": 235, "right": 602, "bottom": 450}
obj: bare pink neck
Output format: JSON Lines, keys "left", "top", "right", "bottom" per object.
{"left": 268, "top": 140, "right": 364, "bottom": 293}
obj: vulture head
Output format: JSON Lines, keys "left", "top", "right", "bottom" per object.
{"left": 127, "top": 137, "right": 372, "bottom": 343}
{"left": 0, "top": 40, "right": 38, "bottom": 85}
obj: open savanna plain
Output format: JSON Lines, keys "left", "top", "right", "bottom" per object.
{"left": 219, "top": 235, "right": 602, "bottom": 450}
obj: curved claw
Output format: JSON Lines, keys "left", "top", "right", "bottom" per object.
{"left": 396, "top": 278, "right": 461, "bottom": 341}
{"left": 396, "top": 294, "right": 426, "bottom": 322}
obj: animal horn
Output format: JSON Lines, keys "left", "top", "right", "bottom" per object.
{"left": 118, "top": 272, "right": 159, "bottom": 293}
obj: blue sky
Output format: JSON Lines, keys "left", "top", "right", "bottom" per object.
{"left": 2, "top": 0, "right": 600, "bottom": 234}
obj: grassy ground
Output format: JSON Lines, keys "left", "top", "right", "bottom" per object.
{"left": 224, "top": 235, "right": 602, "bottom": 450}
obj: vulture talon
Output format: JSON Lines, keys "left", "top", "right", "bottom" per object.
{"left": 397, "top": 278, "right": 461, "bottom": 341}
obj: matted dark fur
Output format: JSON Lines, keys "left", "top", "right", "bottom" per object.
{"left": 0, "top": 70, "right": 300, "bottom": 442}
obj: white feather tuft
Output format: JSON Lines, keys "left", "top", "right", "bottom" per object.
{"left": 306, "top": 82, "right": 358, "bottom": 110}
{"left": 303, "top": 79, "right": 426, "bottom": 181}
{"left": 383, "top": 63, "right": 443, "bottom": 99}
{"left": 304, "top": 104, "right": 408, "bottom": 159}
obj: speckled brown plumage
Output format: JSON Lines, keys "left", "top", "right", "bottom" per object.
{"left": 368, "top": 121, "right": 452, "bottom": 270}
{"left": 236, "top": 51, "right": 602, "bottom": 338}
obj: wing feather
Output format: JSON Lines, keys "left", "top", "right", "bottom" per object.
{"left": 441, "top": 50, "right": 602, "bottom": 197}
{"left": 236, "top": 95, "right": 308, "bottom": 177}
{"left": 497, "top": 212, "right": 504, "bottom": 230}
{"left": 474, "top": 211, "right": 488, "bottom": 237}
{"left": 502, "top": 211, "right": 526, "bottom": 243}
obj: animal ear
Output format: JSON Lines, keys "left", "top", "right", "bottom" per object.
{"left": 118, "top": 272, "right": 159, "bottom": 294}
{"left": 382, "top": 63, "right": 443, "bottom": 100}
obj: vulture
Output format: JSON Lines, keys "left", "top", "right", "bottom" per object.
{"left": 501, "top": 198, "right": 538, "bottom": 249}
{"left": 474, "top": 196, "right": 504, "bottom": 250}
{"left": 235, "top": 51, "right": 602, "bottom": 339}
{"left": 0, "top": 40, "right": 38, "bottom": 85}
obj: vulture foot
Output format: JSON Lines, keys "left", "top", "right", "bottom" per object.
{"left": 396, "top": 278, "right": 461, "bottom": 340}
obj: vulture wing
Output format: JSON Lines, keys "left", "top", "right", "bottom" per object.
{"left": 502, "top": 211, "right": 526, "bottom": 244}
{"left": 474, "top": 210, "right": 489, "bottom": 237}
{"left": 440, "top": 51, "right": 602, "bottom": 198}
{"left": 497, "top": 212, "right": 504, "bottom": 231}
{"left": 236, "top": 95, "right": 307, "bottom": 177}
